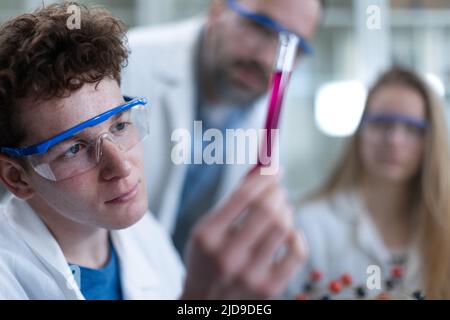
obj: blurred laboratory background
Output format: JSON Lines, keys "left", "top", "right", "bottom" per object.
{"left": 1, "top": 0, "right": 449, "bottom": 203}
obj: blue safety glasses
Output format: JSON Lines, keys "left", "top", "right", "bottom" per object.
{"left": 1, "top": 96, "right": 149, "bottom": 181}
{"left": 226, "top": 0, "right": 314, "bottom": 55}
{"left": 361, "top": 112, "right": 428, "bottom": 139}
{"left": 362, "top": 112, "right": 428, "bottom": 130}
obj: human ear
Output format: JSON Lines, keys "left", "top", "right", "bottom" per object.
{"left": 0, "top": 155, "right": 35, "bottom": 200}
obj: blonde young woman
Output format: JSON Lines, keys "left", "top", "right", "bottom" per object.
{"left": 289, "top": 68, "right": 450, "bottom": 300}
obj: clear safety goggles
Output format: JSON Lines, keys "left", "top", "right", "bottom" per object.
{"left": 1, "top": 96, "right": 149, "bottom": 181}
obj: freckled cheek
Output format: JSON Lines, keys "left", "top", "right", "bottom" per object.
{"left": 56, "top": 176, "right": 99, "bottom": 204}
{"left": 132, "top": 150, "right": 148, "bottom": 203}
{"left": 128, "top": 145, "right": 146, "bottom": 177}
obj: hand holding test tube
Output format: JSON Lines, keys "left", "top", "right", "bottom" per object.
{"left": 181, "top": 33, "right": 307, "bottom": 300}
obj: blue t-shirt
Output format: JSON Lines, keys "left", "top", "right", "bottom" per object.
{"left": 70, "top": 242, "right": 123, "bottom": 300}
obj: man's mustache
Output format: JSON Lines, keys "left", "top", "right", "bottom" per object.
{"left": 233, "top": 60, "right": 270, "bottom": 83}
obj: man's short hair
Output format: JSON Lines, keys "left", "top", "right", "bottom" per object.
{"left": 0, "top": 2, "right": 128, "bottom": 150}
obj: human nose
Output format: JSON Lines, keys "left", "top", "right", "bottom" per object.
{"left": 242, "top": 30, "right": 278, "bottom": 69}
{"left": 261, "top": 45, "right": 278, "bottom": 73}
{"left": 258, "top": 37, "right": 279, "bottom": 70}
{"left": 383, "top": 124, "right": 409, "bottom": 145}
{"left": 96, "top": 134, "right": 132, "bottom": 181}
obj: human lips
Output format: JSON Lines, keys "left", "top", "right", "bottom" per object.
{"left": 105, "top": 183, "right": 139, "bottom": 205}
{"left": 378, "top": 154, "right": 404, "bottom": 167}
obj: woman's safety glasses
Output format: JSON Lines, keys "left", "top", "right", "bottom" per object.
{"left": 361, "top": 112, "right": 428, "bottom": 142}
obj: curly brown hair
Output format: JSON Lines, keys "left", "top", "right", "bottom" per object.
{"left": 0, "top": 1, "right": 129, "bottom": 150}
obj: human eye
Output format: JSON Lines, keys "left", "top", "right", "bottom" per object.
{"left": 243, "top": 19, "right": 272, "bottom": 36}
{"left": 405, "top": 124, "right": 424, "bottom": 136}
{"left": 367, "top": 121, "right": 385, "bottom": 130}
{"left": 61, "top": 143, "right": 87, "bottom": 159}
{"left": 111, "top": 121, "right": 132, "bottom": 134}
{"left": 253, "top": 21, "right": 275, "bottom": 37}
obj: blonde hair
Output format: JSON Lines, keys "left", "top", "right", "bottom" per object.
{"left": 312, "top": 67, "right": 450, "bottom": 299}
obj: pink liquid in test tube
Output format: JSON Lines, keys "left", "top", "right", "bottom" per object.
{"left": 257, "top": 33, "right": 299, "bottom": 169}
{"left": 258, "top": 70, "right": 291, "bottom": 165}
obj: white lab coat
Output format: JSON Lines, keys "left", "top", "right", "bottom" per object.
{"left": 121, "top": 18, "right": 266, "bottom": 234}
{"left": 286, "top": 189, "right": 423, "bottom": 299}
{"left": 0, "top": 196, "right": 185, "bottom": 300}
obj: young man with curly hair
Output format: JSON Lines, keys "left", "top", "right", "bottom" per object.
{"left": 0, "top": 2, "right": 305, "bottom": 300}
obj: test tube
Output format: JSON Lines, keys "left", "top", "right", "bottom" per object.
{"left": 258, "top": 32, "right": 299, "bottom": 167}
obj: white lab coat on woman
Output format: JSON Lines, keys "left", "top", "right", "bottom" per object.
{"left": 286, "top": 189, "right": 422, "bottom": 299}
{"left": 121, "top": 18, "right": 266, "bottom": 234}
{"left": 0, "top": 196, "right": 184, "bottom": 300}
